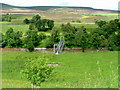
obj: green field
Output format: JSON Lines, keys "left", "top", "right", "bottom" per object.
{"left": 2, "top": 51, "right": 118, "bottom": 88}
{"left": 1, "top": 10, "right": 116, "bottom": 34}
{"left": 1, "top": 7, "right": 119, "bottom": 88}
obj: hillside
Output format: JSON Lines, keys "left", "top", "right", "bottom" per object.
{"left": 1, "top": 3, "right": 118, "bottom": 13}
{"left": 0, "top": 3, "right": 118, "bottom": 23}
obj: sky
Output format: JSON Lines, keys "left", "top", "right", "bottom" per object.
{"left": 1, "top": 0, "right": 119, "bottom": 10}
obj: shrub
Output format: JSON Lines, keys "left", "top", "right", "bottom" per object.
{"left": 21, "top": 55, "right": 54, "bottom": 87}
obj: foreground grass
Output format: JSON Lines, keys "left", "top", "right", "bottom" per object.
{"left": 2, "top": 51, "right": 118, "bottom": 88}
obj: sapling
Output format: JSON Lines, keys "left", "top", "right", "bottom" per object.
{"left": 21, "top": 55, "right": 55, "bottom": 88}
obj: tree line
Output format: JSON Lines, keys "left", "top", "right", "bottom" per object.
{"left": 1, "top": 14, "right": 120, "bottom": 52}
{"left": 61, "top": 19, "right": 120, "bottom": 52}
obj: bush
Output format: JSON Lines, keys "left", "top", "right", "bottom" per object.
{"left": 23, "top": 18, "right": 30, "bottom": 24}
{"left": 21, "top": 55, "right": 55, "bottom": 87}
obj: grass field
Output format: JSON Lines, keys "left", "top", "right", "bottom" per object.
{"left": 2, "top": 51, "right": 118, "bottom": 88}
{"left": 1, "top": 7, "right": 119, "bottom": 88}
{"left": 1, "top": 9, "right": 117, "bottom": 34}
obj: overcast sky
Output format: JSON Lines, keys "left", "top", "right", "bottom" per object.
{"left": 1, "top": 0, "right": 119, "bottom": 10}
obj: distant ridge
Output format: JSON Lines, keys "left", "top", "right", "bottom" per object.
{"left": 0, "top": 3, "right": 119, "bottom": 13}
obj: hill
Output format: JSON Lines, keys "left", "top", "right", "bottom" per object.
{"left": 0, "top": 3, "right": 119, "bottom": 23}
{"left": 1, "top": 3, "right": 118, "bottom": 13}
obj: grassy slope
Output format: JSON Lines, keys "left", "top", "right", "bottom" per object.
{"left": 2, "top": 51, "right": 118, "bottom": 88}
{"left": 1, "top": 7, "right": 117, "bottom": 34}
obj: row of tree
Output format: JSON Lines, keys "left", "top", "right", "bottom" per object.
{"left": 0, "top": 28, "right": 47, "bottom": 51}
{"left": 2, "top": 13, "right": 12, "bottom": 22}
{"left": 23, "top": 15, "right": 54, "bottom": 31}
{"left": 1, "top": 17, "right": 119, "bottom": 52}
{"left": 61, "top": 19, "right": 120, "bottom": 52}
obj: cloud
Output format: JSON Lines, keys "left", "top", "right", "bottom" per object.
{"left": 1, "top": 0, "right": 119, "bottom": 10}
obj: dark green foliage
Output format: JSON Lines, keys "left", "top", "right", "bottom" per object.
{"left": 2, "top": 13, "right": 12, "bottom": 22}
{"left": 23, "top": 30, "right": 40, "bottom": 51}
{"left": 95, "top": 19, "right": 120, "bottom": 51}
{"left": 28, "top": 15, "right": 54, "bottom": 31}
{"left": 26, "top": 41, "right": 34, "bottom": 52}
{"left": 45, "top": 29, "right": 60, "bottom": 48}
{"left": 51, "top": 29, "right": 59, "bottom": 42}
{"left": 61, "top": 23, "right": 77, "bottom": 46}
{"left": 0, "top": 33, "right": 6, "bottom": 48}
{"left": 38, "top": 33, "right": 47, "bottom": 41}
{"left": 23, "top": 18, "right": 30, "bottom": 24}
{"left": 72, "top": 20, "right": 81, "bottom": 23}
{"left": 30, "top": 14, "right": 41, "bottom": 23}
{"left": 107, "top": 33, "right": 118, "bottom": 51}
{"left": 29, "top": 24, "right": 35, "bottom": 30}
{"left": 44, "top": 38, "right": 54, "bottom": 48}
{"left": 4, "top": 28, "right": 23, "bottom": 47}
{"left": 75, "top": 26, "right": 88, "bottom": 52}
{"left": 90, "top": 33, "right": 101, "bottom": 49}
{"left": 95, "top": 20, "right": 107, "bottom": 28}
{"left": 47, "top": 20, "right": 54, "bottom": 30}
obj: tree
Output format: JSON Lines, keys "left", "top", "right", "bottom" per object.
{"left": 35, "top": 20, "right": 42, "bottom": 31}
{"left": 90, "top": 33, "right": 101, "bottom": 50}
{"left": 21, "top": 55, "right": 54, "bottom": 88}
{"left": 30, "top": 15, "right": 41, "bottom": 23}
{"left": 45, "top": 29, "right": 59, "bottom": 48}
{"left": 61, "top": 23, "right": 77, "bottom": 47}
{"left": 41, "top": 19, "right": 48, "bottom": 30}
{"left": 107, "top": 33, "right": 118, "bottom": 51}
{"left": 28, "top": 15, "right": 54, "bottom": 31}
{"left": 38, "top": 33, "right": 46, "bottom": 41}
{"left": 23, "top": 18, "right": 30, "bottom": 24}
{"left": 26, "top": 41, "right": 34, "bottom": 52}
{"left": 23, "top": 30, "right": 40, "bottom": 52}
{"left": 75, "top": 27, "right": 88, "bottom": 52}
{"left": 99, "top": 35, "right": 107, "bottom": 48}
{"left": 47, "top": 20, "right": 54, "bottom": 30}
{"left": 95, "top": 20, "right": 107, "bottom": 28}
{"left": 0, "top": 33, "right": 6, "bottom": 47}
{"left": 51, "top": 29, "right": 59, "bottom": 42}
{"left": 4, "top": 28, "right": 23, "bottom": 47}
{"left": 29, "top": 24, "right": 36, "bottom": 30}
{"left": 4, "top": 28, "right": 15, "bottom": 47}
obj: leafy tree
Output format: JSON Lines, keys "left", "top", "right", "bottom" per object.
{"left": 38, "top": 33, "right": 46, "bottom": 41}
{"left": 90, "top": 33, "right": 101, "bottom": 50}
{"left": 26, "top": 41, "right": 34, "bottom": 52}
{"left": 95, "top": 20, "right": 107, "bottom": 28}
{"left": 23, "top": 30, "right": 40, "bottom": 52}
{"left": 61, "top": 23, "right": 77, "bottom": 47}
{"left": 99, "top": 35, "right": 107, "bottom": 48}
{"left": 75, "top": 27, "right": 88, "bottom": 52}
{"left": 4, "top": 28, "right": 15, "bottom": 47}
{"left": 51, "top": 29, "right": 59, "bottom": 42}
{"left": 4, "top": 28, "right": 23, "bottom": 47}
{"left": 30, "top": 15, "right": 41, "bottom": 23}
{"left": 14, "top": 31, "right": 23, "bottom": 47}
{"left": 21, "top": 55, "right": 54, "bottom": 87}
{"left": 29, "top": 24, "right": 36, "bottom": 30}
{"left": 45, "top": 29, "right": 59, "bottom": 48}
{"left": 0, "top": 33, "right": 6, "bottom": 47}
{"left": 107, "top": 33, "right": 118, "bottom": 51}
{"left": 47, "top": 20, "right": 54, "bottom": 30}
{"left": 35, "top": 20, "right": 42, "bottom": 31}
{"left": 44, "top": 38, "right": 54, "bottom": 48}
{"left": 23, "top": 18, "right": 30, "bottom": 24}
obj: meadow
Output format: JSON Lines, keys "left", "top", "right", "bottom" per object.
{"left": 2, "top": 51, "right": 118, "bottom": 88}
{"left": 1, "top": 9, "right": 116, "bottom": 34}
{"left": 1, "top": 7, "right": 119, "bottom": 88}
